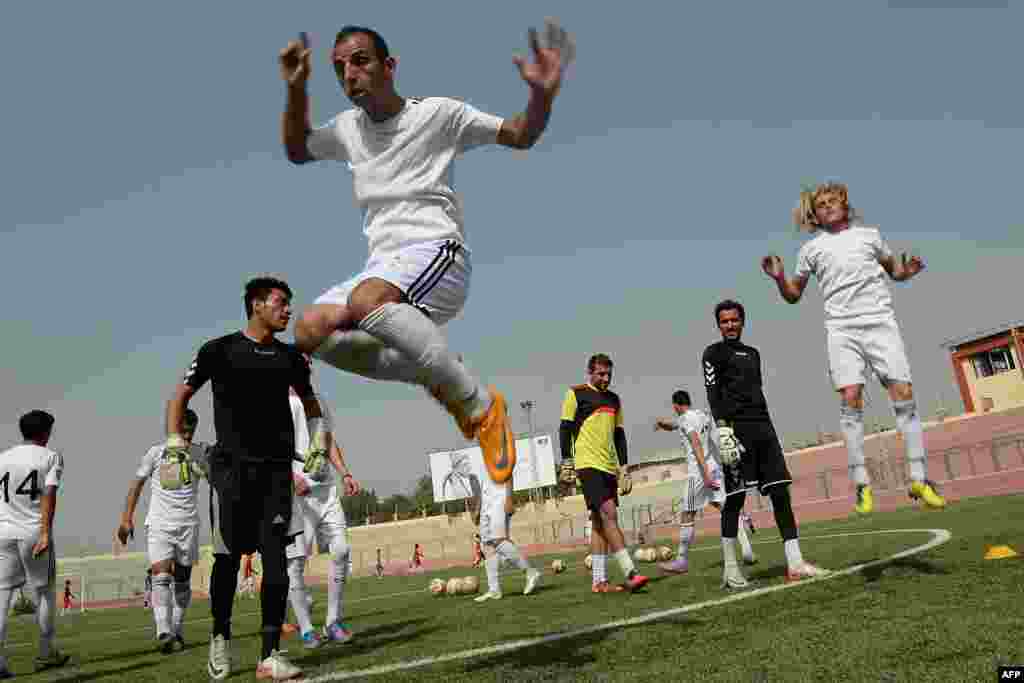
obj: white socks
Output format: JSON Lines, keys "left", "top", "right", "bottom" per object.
{"left": 316, "top": 329, "right": 422, "bottom": 383}
{"left": 893, "top": 400, "right": 927, "bottom": 482}
{"left": 840, "top": 405, "right": 869, "bottom": 486}
{"left": 784, "top": 539, "right": 804, "bottom": 570}
{"left": 495, "top": 540, "right": 530, "bottom": 571}
{"left": 35, "top": 587, "right": 56, "bottom": 658}
{"left": 612, "top": 548, "right": 635, "bottom": 578}
{"left": 287, "top": 558, "right": 314, "bottom": 634}
{"left": 0, "top": 588, "right": 12, "bottom": 670}
{"left": 678, "top": 524, "right": 695, "bottom": 560}
{"left": 721, "top": 538, "right": 738, "bottom": 571}
{"left": 591, "top": 554, "right": 607, "bottom": 586}
{"left": 485, "top": 555, "right": 500, "bottom": 593}
{"left": 737, "top": 522, "right": 755, "bottom": 563}
{"left": 359, "top": 303, "right": 489, "bottom": 420}
{"left": 327, "top": 549, "right": 348, "bottom": 626}
{"left": 172, "top": 580, "right": 191, "bottom": 637}
{"left": 152, "top": 572, "right": 173, "bottom": 636}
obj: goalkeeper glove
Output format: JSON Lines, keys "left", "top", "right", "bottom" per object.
{"left": 302, "top": 418, "right": 330, "bottom": 481}
{"left": 716, "top": 421, "right": 744, "bottom": 466}
{"left": 618, "top": 470, "right": 633, "bottom": 496}
{"left": 159, "top": 434, "right": 193, "bottom": 490}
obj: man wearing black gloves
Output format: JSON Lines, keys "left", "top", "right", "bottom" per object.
{"left": 702, "top": 300, "right": 828, "bottom": 590}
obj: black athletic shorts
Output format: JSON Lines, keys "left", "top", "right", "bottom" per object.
{"left": 208, "top": 448, "right": 294, "bottom": 557}
{"left": 722, "top": 420, "right": 793, "bottom": 496}
{"left": 576, "top": 467, "right": 618, "bottom": 512}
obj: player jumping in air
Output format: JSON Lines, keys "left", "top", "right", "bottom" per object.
{"left": 0, "top": 411, "right": 71, "bottom": 676}
{"left": 762, "top": 181, "right": 945, "bottom": 514}
{"left": 653, "top": 390, "right": 756, "bottom": 574}
{"left": 118, "top": 409, "right": 209, "bottom": 653}
{"left": 278, "top": 21, "right": 574, "bottom": 485}
{"left": 703, "top": 301, "right": 828, "bottom": 588}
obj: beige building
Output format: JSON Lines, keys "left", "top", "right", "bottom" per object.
{"left": 942, "top": 321, "right": 1024, "bottom": 413}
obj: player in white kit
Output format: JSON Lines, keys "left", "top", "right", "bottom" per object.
{"left": 468, "top": 468, "right": 541, "bottom": 602}
{"left": 278, "top": 21, "right": 574, "bottom": 486}
{"left": 762, "top": 181, "right": 945, "bottom": 515}
{"left": 117, "top": 409, "right": 210, "bottom": 653}
{"left": 0, "top": 410, "right": 71, "bottom": 677}
{"left": 284, "top": 383, "right": 361, "bottom": 649}
{"left": 653, "top": 391, "right": 755, "bottom": 574}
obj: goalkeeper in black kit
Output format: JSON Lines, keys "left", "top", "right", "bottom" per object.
{"left": 702, "top": 300, "right": 828, "bottom": 589}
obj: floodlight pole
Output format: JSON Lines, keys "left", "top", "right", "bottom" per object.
{"left": 520, "top": 400, "right": 539, "bottom": 504}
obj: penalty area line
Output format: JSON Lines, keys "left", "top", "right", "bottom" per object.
{"left": 307, "top": 528, "right": 952, "bottom": 682}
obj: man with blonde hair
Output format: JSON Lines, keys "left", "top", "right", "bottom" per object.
{"left": 761, "top": 181, "right": 944, "bottom": 515}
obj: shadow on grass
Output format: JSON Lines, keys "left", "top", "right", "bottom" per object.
{"left": 861, "top": 556, "right": 951, "bottom": 584}
{"left": 459, "top": 617, "right": 697, "bottom": 676}
{"left": 47, "top": 660, "right": 160, "bottom": 682}
{"left": 296, "top": 618, "right": 438, "bottom": 669}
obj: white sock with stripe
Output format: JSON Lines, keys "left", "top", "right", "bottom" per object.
{"left": 152, "top": 573, "right": 173, "bottom": 636}
{"left": 359, "top": 303, "right": 489, "bottom": 420}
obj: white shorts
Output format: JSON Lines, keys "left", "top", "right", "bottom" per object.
{"left": 286, "top": 490, "right": 347, "bottom": 560}
{"left": 679, "top": 468, "right": 725, "bottom": 513}
{"left": 479, "top": 496, "right": 511, "bottom": 544}
{"left": 826, "top": 317, "right": 912, "bottom": 390}
{"left": 147, "top": 525, "right": 200, "bottom": 567}
{"left": 0, "top": 537, "right": 55, "bottom": 591}
{"left": 315, "top": 240, "right": 471, "bottom": 326}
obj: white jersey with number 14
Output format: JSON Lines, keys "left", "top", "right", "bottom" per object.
{"left": 0, "top": 444, "right": 63, "bottom": 541}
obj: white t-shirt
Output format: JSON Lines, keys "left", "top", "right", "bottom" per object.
{"left": 136, "top": 442, "right": 209, "bottom": 530}
{"left": 289, "top": 393, "right": 338, "bottom": 497}
{"left": 677, "top": 409, "right": 719, "bottom": 473}
{"left": 793, "top": 224, "right": 895, "bottom": 324}
{"left": 0, "top": 444, "right": 63, "bottom": 540}
{"left": 307, "top": 96, "right": 504, "bottom": 258}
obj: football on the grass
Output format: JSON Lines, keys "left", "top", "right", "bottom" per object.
{"left": 551, "top": 559, "right": 565, "bottom": 573}
{"left": 429, "top": 578, "right": 446, "bottom": 595}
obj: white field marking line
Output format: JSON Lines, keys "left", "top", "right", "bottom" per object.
{"left": 306, "top": 528, "right": 952, "bottom": 682}
{"left": 5, "top": 587, "right": 428, "bottom": 651}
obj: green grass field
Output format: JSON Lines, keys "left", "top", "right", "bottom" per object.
{"left": 6, "top": 493, "right": 1023, "bottom": 682}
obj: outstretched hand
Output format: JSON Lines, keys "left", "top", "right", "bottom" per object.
{"left": 513, "top": 18, "right": 575, "bottom": 98}
{"left": 279, "top": 38, "right": 312, "bottom": 87}
{"left": 761, "top": 254, "right": 784, "bottom": 280}
{"left": 901, "top": 253, "right": 926, "bottom": 278}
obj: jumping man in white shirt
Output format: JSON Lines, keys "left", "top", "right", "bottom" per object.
{"left": 278, "top": 21, "right": 574, "bottom": 486}
{"left": 653, "top": 390, "right": 756, "bottom": 574}
{"left": 762, "top": 181, "right": 945, "bottom": 514}
{"left": 0, "top": 410, "right": 71, "bottom": 677}
{"left": 117, "top": 409, "right": 209, "bottom": 653}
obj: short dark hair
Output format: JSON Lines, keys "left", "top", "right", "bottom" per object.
{"left": 672, "top": 390, "right": 691, "bottom": 406}
{"left": 587, "top": 353, "right": 613, "bottom": 372}
{"left": 714, "top": 299, "right": 745, "bottom": 324}
{"left": 335, "top": 25, "right": 390, "bottom": 61}
{"left": 183, "top": 409, "right": 199, "bottom": 430}
{"left": 19, "top": 410, "right": 54, "bottom": 441}
{"left": 244, "top": 276, "right": 292, "bottom": 318}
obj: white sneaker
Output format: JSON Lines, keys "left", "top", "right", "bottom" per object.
{"left": 523, "top": 569, "right": 541, "bottom": 595}
{"left": 474, "top": 590, "right": 502, "bottom": 602}
{"left": 256, "top": 650, "right": 303, "bottom": 680}
{"left": 207, "top": 635, "right": 230, "bottom": 680}
{"left": 721, "top": 569, "right": 751, "bottom": 590}
{"left": 785, "top": 562, "right": 830, "bottom": 583}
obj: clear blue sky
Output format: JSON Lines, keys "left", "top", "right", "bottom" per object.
{"left": 3, "top": 1, "right": 1022, "bottom": 552}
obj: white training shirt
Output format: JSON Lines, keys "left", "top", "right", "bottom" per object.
{"left": 307, "top": 96, "right": 504, "bottom": 258}
{"left": 0, "top": 444, "right": 63, "bottom": 541}
{"left": 793, "top": 224, "right": 896, "bottom": 324}
{"left": 289, "top": 393, "right": 338, "bottom": 497}
{"left": 677, "top": 409, "right": 720, "bottom": 473}
{"left": 136, "top": 442, "right": 209, "bottom": 530}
